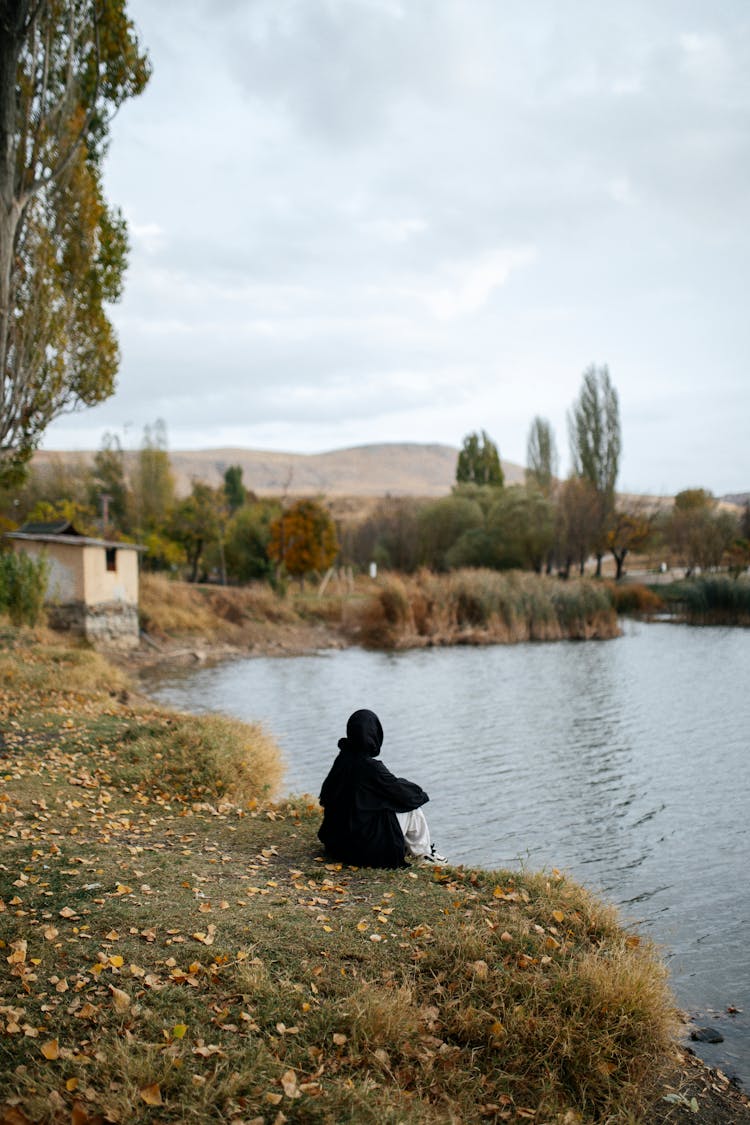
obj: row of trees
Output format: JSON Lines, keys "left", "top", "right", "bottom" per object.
{"left": 0, "top": 421, "right": 340, "bottom": 585}
{"left": 2, "top": 364, "right": 747, "bottom": 585}
{"left": 456, "top": 365, "right": 623, "bottom": 573}
{"left": 339, "top": 485, "right": 748, "bottom": 579}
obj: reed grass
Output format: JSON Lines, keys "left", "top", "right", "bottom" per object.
{"left": 359, "top": 569, "right": 619, "bottom": 648}
{"left": 664, "top": 575, "right": 750, "bottom": 625}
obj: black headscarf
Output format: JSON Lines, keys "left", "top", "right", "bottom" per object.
{"left": 318, "top": 709, "right": 429, "bottom": 868}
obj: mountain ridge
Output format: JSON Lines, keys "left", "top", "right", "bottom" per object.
{"left": 33, "top": 442, "right": 526, "bottom": 498}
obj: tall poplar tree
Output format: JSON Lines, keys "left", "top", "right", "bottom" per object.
{"left": 0, "top": 0, "right": 150, "bottom": 484}
{"left": 525, "top": 416, "right": 558, "bottom": 497}
{"left": 567, "top": 364, "right": 621, "bottom": 575}
{"left": 455, "top": 430, "right": 504, "bottom": 487}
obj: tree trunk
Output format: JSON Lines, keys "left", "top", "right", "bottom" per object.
{"left": 595, "top": 553, "right": 603, "bottom": 577}
{"left": 0, "top": 14, "right": 23, "bottom": 417}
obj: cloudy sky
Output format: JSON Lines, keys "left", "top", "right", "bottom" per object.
{"left": 42, "top": 0, "right": 750, "bottom": 496}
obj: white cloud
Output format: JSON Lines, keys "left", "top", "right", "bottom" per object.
{"left": 38, "top": 0, "right": 750, "bottom": 496}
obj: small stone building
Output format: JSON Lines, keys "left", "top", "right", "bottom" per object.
{"left": 7, "top": 520, "right": 142, "bottom": 648}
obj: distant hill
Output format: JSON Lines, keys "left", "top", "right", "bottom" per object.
{"left": 34, "top": 443, "right": 526, "bottom": 498}
{"left": 722, "top": 492, "right": 749, "bottom": 508}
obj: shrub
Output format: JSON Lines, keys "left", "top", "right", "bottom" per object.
{"left": 0, "top": 550, "right": 48, "bottom": 626}
{"left": 606, "top": 582, "right": 665, "bottom": 616}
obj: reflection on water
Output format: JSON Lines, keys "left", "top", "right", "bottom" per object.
{"left": 144, "top": 622, "right": 750, "bottom": 1084}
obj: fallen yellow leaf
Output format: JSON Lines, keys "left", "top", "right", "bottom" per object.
{"left": 40, "top": 1038, "right": 59, "bottom": 1060}
{"left": 110, "top": 985, "right": 130, "bottom": 1013}
{"left": 281, "top": 1068, "right": 301, "bottom": 1098}
{"left": 140, "top": 1083, "right": 163, "bottom": 1106}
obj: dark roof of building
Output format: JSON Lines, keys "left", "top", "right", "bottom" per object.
{"left": 18, "top": 519, "right": 82, "bottom": 536}
{"left": 6, "top": 527, "right": 143, "bottom": 551}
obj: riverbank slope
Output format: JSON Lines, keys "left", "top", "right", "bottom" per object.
{"left": 1, "top": 629, "right": 748, "bottom": 1123}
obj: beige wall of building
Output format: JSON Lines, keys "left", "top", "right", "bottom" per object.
{"left": 81, "top": 544, "right": 139, "bottom": 606}
{"left": 10, "top": 538, "right": 139, "bottom": 607}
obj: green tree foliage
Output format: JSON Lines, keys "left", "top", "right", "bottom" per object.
{"left": 525, "top": 416, "right": 558, "bottom": 497}
{"left": 0, "top": 1, "right": 150, "bottom": 485}
{"left": 168, "top": 482, "right": 224, "bottom": 583}
{"left": 268, "top": 499, "right": 339, "bottom": 582}
{"left": 89, "top": 432, "right": 130, "bottom": 533}
{"left": 225, "top": 500, "right": 280, "bottom": 583}
{"left": 455, "top": 430, "right": 504, "bottom": 487}
{"left": 417, "top": 495, "right": 484, "bottom": 572}
{"left": 223, "top": 465, "right": 246, "bottom": 513}
{"left": 567, "top": 365, "right": 621, "bottom": 575}
{"left": 132, "top": 420, "right": 175, "bottom": 537}
{"left": 485, "top": 486, "right": 555, "bottom": 573}
{"left": 0, "top": 548, "right": 48, "bottom": 625}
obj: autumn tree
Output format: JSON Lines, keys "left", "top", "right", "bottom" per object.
{"left": 525, "top": 416, "right": 558, "bottom": 497}
{"left": 455, "top": 430, "right": 504, "bottom": 487}
{"left": 567, "top": 365, "right": 621, "bottom": 575}
{"left": 606, "top": 508, "right": 651, "bottom": 581}
{"left": 668, "top": 489, "right": 738, "bottom": 575}
{"left": 268, "top": 499, "right": 339, "bottom": 583}
{"left": 556, "top": 476, "right": 600, "bottom": 578}
{"left": 0, "top": 1, "right": 150, "bottom": 485}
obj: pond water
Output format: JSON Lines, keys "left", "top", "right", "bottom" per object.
{"left": 144, "top": 621, "right": 750, "bottom": 1085}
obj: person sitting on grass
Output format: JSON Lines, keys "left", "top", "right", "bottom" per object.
{"left": 318, "top": 708, "right": 447, "bottom": 868}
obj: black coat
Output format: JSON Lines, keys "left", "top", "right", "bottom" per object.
{"left": 318, "top": 710, "right": 429, "bottom": 868}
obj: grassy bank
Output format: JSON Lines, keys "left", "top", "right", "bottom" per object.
{"left": 359, "top": 570, "right": 619, "bottom": 648}
{"left": 0, "top": 631, "right": 706, "bottom": 1123}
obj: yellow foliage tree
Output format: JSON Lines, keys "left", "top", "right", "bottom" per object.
{"left": 268, "top": 499, "right": 338, "bottom": 582}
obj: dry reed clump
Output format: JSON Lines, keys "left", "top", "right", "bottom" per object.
{"left": 114, "top": 712, "right": 284, "bottom": 803}
{"left": 359, "top": 569, "right": 619, "bottom": 648}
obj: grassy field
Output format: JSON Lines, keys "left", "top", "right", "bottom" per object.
{"left": 0, "top": 627, "right": 736, "bottom": 1124}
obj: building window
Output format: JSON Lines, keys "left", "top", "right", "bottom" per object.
{"left": 106, "top": 547, "right": 117, "bottom": 572}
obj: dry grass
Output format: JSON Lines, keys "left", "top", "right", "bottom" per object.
{"left": 139, "top": 574, "right": 300, "bottom": 642}
{"left": 358, "top": 569, "right": 620, "bottom": 648}
{"left": 0, "top": 626, "right": 130, "bottom": 697}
